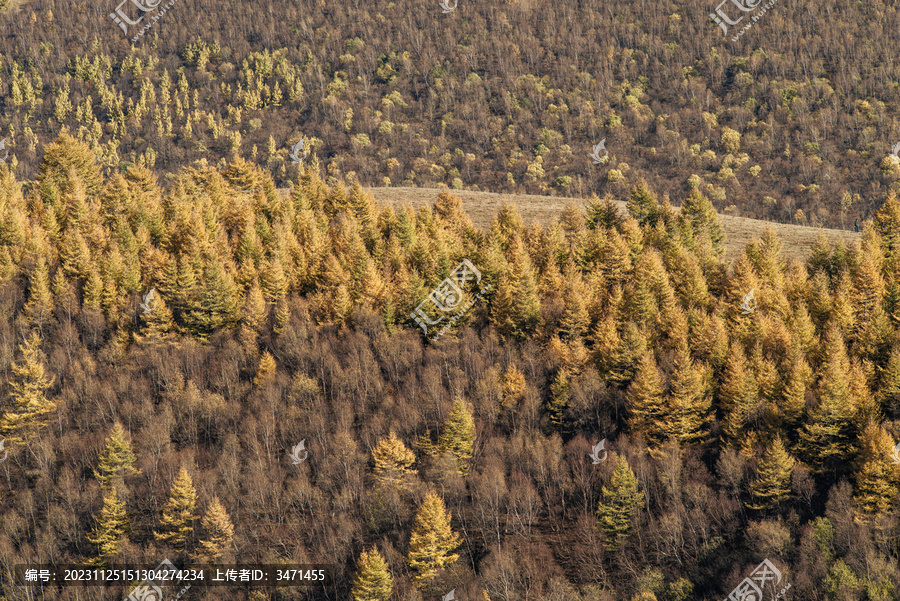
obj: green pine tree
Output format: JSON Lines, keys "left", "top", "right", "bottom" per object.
{"left": 437, "top": 398, "right": 476, "bottom": 476}
{"left": 585, "top": 194, "right": 623, "bottom": 230}
{"left": 596, "top": 456, "right": 645, "bottom": 551}
{"left": 490, "top": 273, "right": 519, "bottom": 338}
{"left": 873, "top": 191, "right": 900, "bottom": 265}
{"left": 624, "top": 263, "right": 657, "bottom": 328}
{"left": 182, "top": 260, "right": 242, "bottom": 337}
{"left": 510, "top": 239, "right": 542, "bottom": 338}
{"left": 548, "top": 369, "right": 570, "bottom": 429}
{"left": 626, "top": 181, "right": 660, "bottom": 227}
{"left": 679, "top": 186, "right": 724, "bottom": 255}
{"left": 747, "top": 436, "right": 795, "bottom": 511}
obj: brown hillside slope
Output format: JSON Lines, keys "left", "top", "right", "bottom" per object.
{"left": 365, "top": 187, "right": 859, "bottom": 263}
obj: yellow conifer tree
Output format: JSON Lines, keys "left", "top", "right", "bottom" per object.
{"left": 198, "top": 497, "right": 235, "bottom": 562}
{"left": 155, "top": 467, "right": 198, "bottom": 550}
{"left": 352, "top": 546, "right": 393, "bottom": 601}
{"left": 0, "top": 332, "right": 55, "bottom": 444}
{"left": 372, "top": 431, "right": 417, "bottom": 489}
{"left": 407, "top": 491, "right": 461, "bottom": 587}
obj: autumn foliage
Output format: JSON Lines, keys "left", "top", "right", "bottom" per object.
{"left": 2, "top": 137, "right": 900, "bottom": 599}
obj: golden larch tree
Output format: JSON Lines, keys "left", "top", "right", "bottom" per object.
{"left": 198, "top": 497, "right": 235, "bottom": 562}
{"left": 352, "top": 546, "right": 394, "bottom": 601}
{"left": 407, "top": 491, "right": 461, "bottom": 587}
{"left": 87, "top": 487, "right": 130, "bottom": 565}
{"left": 0, "top": 332, "right": 55, "bottom": 444}
{"left": 155, "top": 467, "right": 199, "bottom": 549}
{"left": 372, "top": 431, "right": 417, "bottom": 489}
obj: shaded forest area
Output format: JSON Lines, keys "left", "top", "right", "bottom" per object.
{"left": 2, "top": 0, "right": 900, "bottom": 226}
{"left": 1, "top": 135, "right": 900, "bottom": 600}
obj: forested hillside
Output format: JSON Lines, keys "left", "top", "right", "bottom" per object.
{"left": 3, "top": 0, "right": 900, "bottom": 226}
{"left": 2, "top": 136, "right": 900, "bottom": 600}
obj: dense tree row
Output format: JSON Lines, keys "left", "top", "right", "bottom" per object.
{"left": 2, "top": 137, "right": 900, "bottom": 600}
{"left": 3, "top": 0, "right": 900, "bottom": 226}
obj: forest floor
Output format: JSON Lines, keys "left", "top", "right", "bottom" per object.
{"left": 363, "top": 186, "right": 860, "bottom": 263}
